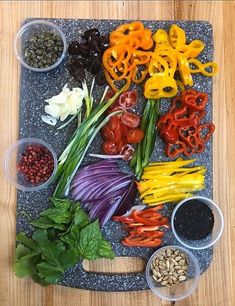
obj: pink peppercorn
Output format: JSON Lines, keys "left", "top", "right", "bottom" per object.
{"left": 17, "top": 144, "right": 54, "bottom": 185}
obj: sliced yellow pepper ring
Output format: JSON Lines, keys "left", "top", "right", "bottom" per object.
{"left": 175, "top": 40, "right": 204, "bottom": 59}
{"left": 132, "top": 66, "right": 148, "bottom": 83}
{"left": 148, "top": 54, "right": 170, "bottom": 76}
{"left": 188, "top": 58, "right": 219, "bottom": 76}
{"left": 153, "top": 29, "right": 170, "bottom": 45}
{"left": 144, "top": 74, "right": 178, "bottom": 99}
{"left": 177, "top": 54, "right": 193, "bottom": 86}
{"left": 176, "top": 80, "right": 185, "bottom": 92}
{"left": 154, "top": 49, "right": 177, "bottom": 77}
{"left": 169, "top": 24, "right": 186, "bottom": 48}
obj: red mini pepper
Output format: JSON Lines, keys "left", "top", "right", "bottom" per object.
{"left": 157, "top": 89, "right": 215, "bottom": 158}
{"left": 113, "top": 206, "right": 169, "bottom": 248}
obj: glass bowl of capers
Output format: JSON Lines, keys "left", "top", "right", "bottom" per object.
{"left": 15, "top": 20, "right": 67, "bottom": 72}
{"left": 146, "top": 245, "right": 200, "bottom": 301}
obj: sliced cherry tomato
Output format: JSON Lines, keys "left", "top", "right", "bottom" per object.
{"left": 100, "top": 126, "right": 115, "bottom": 141}
{"left": 102, "top": 140, "right": 118, "bottom": 155}
{"left": 121, "top": 112, "right": 141, "bottom": 128}
{"left": 108, "top": 101, "right": 126, "bottom": 114}
{"left": 126, "top": 128, "right": 144, "bottom": 144}
{"left": 120, "top": 144, "right": 134, "bottom": 161}
{"left": 118, "top": 91, "right": 138, "bottom": 109}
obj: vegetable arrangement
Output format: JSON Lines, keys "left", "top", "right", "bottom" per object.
{"left": 14, "top": 198, "right": 114, "bottom": 285}
{"left": 13, "top": 20, "right": 219, "bottom": 288}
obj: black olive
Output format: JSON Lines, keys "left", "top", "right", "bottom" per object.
{"left": 68, "top": 41, "right": 80, "bottom": 55}
{"left": 78, "top": 43, "right": 91, "bottom": 57}
{"left": 83, "top": 28, "right": 100, "bottom": 40}
{"left": 89, "top": 59, "right": 102, "bottom": 74}
{"left": 90, "top": 37, "right": 101, "bottom": 52}
{"left": 96, "top": 71, "right": 107, "bottom": 86}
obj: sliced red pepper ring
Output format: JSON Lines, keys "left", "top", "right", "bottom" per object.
{"left": 198, "top": 123, "right": 215, "bottom": 142}
{"left": 166, "top": 141, "right": 186, "bottom": 158}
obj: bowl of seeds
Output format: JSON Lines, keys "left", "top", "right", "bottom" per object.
{"left": 171, "top": 196, "right": 224, "bottom": 250}
{"left": 146, "top": 245, "right": 200, "bottom": 301}
{"left": 15, "top": 20, "right": 66, "bottom": 72}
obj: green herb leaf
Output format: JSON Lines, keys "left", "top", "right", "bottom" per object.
{"left": 78, "top": 220, "right": 103, "bottom": 260}
{"left": 31, "top": 216, "right": 67, "bottom": 230}
{"left": 32, "top": 229, "right": 65, "bottom": 271}
{"left": 36, "top": 262, "right": 63, "bottom": 284}
{"left": 14, "top": 245, "right": 40, "bottom": 278}
{"left": 16, "top": 232, "right": 40, "bottom": 251}
{"left": 97, "top": 239, "right": 115, "bottom": 259}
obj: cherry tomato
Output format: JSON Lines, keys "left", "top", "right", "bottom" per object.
{"left": 117, "top": 137, "right": 127, "bottom": 153}
{"left": 120, "top": 144, "right": 134, "bottom": 161}
{"left": 121, "top": 112, "right": 141, "bottom": 128}
{"left": 126, "top": 128, "right": 144, "bottom": 144}
{"left": 100, "top": 126, "right": 115, "bottom": 141}
{"left": 109, "top": 116, "right": 121, "bottom": 130}
{"left": 102, "top": 140, "right": 118, "bottom": 155}
{"left": 113, "top": 126, "right": 123, "bottom": 144}
{"left": 118, "top": 91, "right": 138, "bottom": 109}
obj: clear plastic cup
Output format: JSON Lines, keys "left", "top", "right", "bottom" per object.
{"left": 4, "top": 138, "right": 57, "bottom": 191}
{"left": 146, "top": 245, "right": 200, "bottom": 301}
{"left": 171, "top": 196, "right": 224, "bottom": 250}
{"left": 14, "top": 20, "right": 67, "bottom": 72}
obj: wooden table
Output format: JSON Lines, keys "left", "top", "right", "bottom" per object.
{"left": 0, "top": 1, "right": 234, "bottom": 305}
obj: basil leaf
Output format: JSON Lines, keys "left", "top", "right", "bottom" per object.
{"left": 78, "top": 220, "right": 102, "bottom": 260}
{"left": 31, "top": 216, "right": 67, "bottom": 230}
{"left": 97, "top": 239, "right": 114, "bottom": 259}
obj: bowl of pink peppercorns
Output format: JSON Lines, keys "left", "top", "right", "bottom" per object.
{"left": 4, "top": 138, "right": 57, "bottom": 191}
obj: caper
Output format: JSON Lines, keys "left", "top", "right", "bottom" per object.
{"left": 23, "top": 31, "right": 63, "bottom": 68}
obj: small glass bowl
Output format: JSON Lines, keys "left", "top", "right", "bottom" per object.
{"left": 171, "top": 196, "right": 224, "bottom": 250}
{"left": 146, "top": 245, "right": 200, "bottom": 301}
{"left": 4, "top": 138, "right": 57, "bottom": 192}
{"left": 14, "top": 20, "right": 67, "bottom": 72}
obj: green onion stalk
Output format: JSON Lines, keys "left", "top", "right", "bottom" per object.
{"left": 130, "top": 99, "right": 161, "bottom": 180}
{"left": 54, "top": 86, "right": 124, "bottom": 198}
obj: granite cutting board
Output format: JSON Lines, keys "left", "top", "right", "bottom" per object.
{"left": 17, "top": 18, "right": 214, "bottom": 291}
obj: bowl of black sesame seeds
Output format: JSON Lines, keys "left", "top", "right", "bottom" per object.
{"left": 171, "top": 196, "right": 224, "bottom": 250}
{"left": 15, "top": 20, "right": 66, "bottom": 72}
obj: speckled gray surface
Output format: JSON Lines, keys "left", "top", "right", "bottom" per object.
{"left": 17, "top": 19, "right": 214, "bottom": 291}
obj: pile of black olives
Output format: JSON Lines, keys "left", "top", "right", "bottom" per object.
{"left": 67, "top": 28, "right": 109, "bottom": 85}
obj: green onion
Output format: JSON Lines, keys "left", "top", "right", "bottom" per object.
{"left": 131, "top": 99, "right": 161, "bottom": 180}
